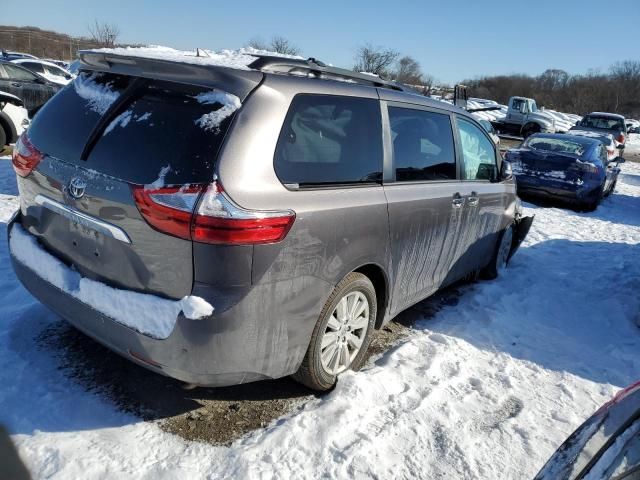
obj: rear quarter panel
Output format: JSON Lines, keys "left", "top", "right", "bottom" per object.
{"left": 216, "top": 76, "right": 391, "bottom": 375}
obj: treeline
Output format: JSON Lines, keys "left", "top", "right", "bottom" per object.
{"left": 463, "top": 62, "right": 640, "bottom": 118}
{"left": 0, "top": 25, "right": 101, "bottom": 60}
{"left": 0, "top": 22, "right": 126, "bottom": 61}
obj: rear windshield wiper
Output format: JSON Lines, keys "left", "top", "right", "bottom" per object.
{"left": 80, "top": 77, "right": 149, "bottom": 161}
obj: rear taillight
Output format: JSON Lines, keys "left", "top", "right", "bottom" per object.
{"left": 578, "top": 162, "right": 599, "bottom": 174}
{"left": 132, "top": 182, "right": 295, "bottom": 245}
{"left": 617, "top": 133, "right": 625, "bottom": 144}
{"left": 192, "top": 183, "right": 295, "bottom": 245}
{"left": 12, "top": 134, "right": 43, "bottom": 177}
{"left": 132, "top": 185, "right": 204, "bottom": 240}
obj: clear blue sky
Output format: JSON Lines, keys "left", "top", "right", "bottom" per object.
{"left": 3, "top": 0, "right": 639, "bottom": 84}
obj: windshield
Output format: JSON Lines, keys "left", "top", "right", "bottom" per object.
{"left": 530, "top": 100, "right": 538, "bottom": 113}
{"left": 525, "top": 137, "right": 585, "bottom": 155}
{"left": 583, "top": 116, "right": 625, "bottom": 131}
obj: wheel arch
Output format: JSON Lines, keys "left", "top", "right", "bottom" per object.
{"left": 521, "top": 122, "right": 542, "bottom": 137}
{"left": 352, "top": 262, "right": 390, "bottom": 330}
{"left": 0, "top": 111, "right": 17, "bottom": 145}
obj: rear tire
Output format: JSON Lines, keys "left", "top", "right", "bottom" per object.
{"left": 604, "top": 178, "right": 617, "bottom": 197}
{"left": 292, "top": 272, "right": 377, "bottom": 391}
{"left": 581, "top": 184, "right": 605, "bottom": 211}
{"left": 481, "top": 226, "right": 514, "bottom": 280}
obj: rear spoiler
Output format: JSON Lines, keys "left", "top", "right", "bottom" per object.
{"left": 78, "top": 50, "right": 264, "bottom": 100}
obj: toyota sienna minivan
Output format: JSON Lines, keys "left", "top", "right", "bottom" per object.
{"left": 9, "top": 50, "right": 532, "bottom": 390}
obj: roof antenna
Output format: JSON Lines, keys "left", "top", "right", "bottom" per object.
{"left": 195, "top": 48, "right": 210, "bottom": 58}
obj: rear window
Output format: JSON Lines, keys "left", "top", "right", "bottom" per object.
{"left": 274, "top": 94, "right": 383, "bottom": 186}
{"left": 28, "top": 72, "right": 238, "bottom": 184}
{"left": 583, "top": 116, "right": 625, "bottom": 131}
{"left": 525, "top": 137, "right": 586, "bottom": 155}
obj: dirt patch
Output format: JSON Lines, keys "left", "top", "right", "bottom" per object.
{"left": 36, "top": 285, "right": 463, "bottom": 445}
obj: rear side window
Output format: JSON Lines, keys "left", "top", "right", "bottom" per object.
{"left": 389, "top": 107, "right": 456, "bottom": 181}
{"left": 3, "top": 63, "right": 37, "bottom": 81}
{"left": 274, "top": 94, "right": 383, "bottom": 186}
{"left": 583, "top": 116, "right": 625, "bottom": 131}
{"left": 28, "top": 72, "right": 238, "bottom": 184}
{"left": 22, "top": 62, "right": 45, "bottom": 74}
{"left": 457, "top": 117, "right": 498, "bottom": 181}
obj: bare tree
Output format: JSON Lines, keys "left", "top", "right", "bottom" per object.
{"left": 88, "top": 20, "right": 120, "bottom": 47}
{"left": 247, "top": 37, "right": 268, "bottom": 51}
{"left": 269, "top": 36, "right": 300, "bottom": 56}
{"left": 353, "top": 44, "right": 399, "bottom": 78}
{"left": 393, "top": 56, "right": 423, "bottom": 85}
{"left": 246, "top": 36, "right": 300, "bottom": 56}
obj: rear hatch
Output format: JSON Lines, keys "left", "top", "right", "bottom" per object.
{"left": 15, "top": 67, "right": 259, "bottom": 300}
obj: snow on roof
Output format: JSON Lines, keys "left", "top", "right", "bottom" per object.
{"left": 85, "top": 45, "right": 303, "bottom": 71}
{"left": 12, "top": 58, "right": 69, "bottom": 71}
{"left": 587, "top": 112, "right": 625, "bottom": 119}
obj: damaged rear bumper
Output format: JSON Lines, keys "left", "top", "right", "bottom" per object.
{"left": 7, "top": 214, "right": 322, "bottom": 387}
{"left": 509, "top": 214, "right": 534, "bottom": 260}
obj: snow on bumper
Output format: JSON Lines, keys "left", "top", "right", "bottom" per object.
{"left": 9, "top": 223, "right": 213, "bottom": 339}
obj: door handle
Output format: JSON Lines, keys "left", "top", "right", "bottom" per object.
{"left": 468, "top": 192, "right": 479, "bottom": 207}
{"left": 452, "top": 194, "right": 465, "bottom": 208}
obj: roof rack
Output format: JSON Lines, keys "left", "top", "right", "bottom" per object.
{"left": 248, "top": 55, "right": 408, "bottom": 92}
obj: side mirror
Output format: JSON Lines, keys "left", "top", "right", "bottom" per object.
{"left": 614, "top": 156, "right": 626, "bottom": 164}
{"left": 501, "top": 160, "right": 513, "bottom": 181}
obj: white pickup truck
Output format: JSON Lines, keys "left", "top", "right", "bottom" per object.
{"left": 492, "top": 96, "right": 559, "bottom": 138}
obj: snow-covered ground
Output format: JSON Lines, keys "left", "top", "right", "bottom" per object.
{"left": 1, "top": 156, "right": 640, "bottom": 479}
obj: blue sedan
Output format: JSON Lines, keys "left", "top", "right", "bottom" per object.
{"left": 504, "top": 133, "right": 624, "bottom": 211}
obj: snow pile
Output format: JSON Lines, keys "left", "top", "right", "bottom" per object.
{"left": 73, "top": 73, "right": 119, "bottom": 115}
{"left": 194, "top": 90, "right": 242, "bottom": 132}
{"left": 103, "top": 109, "right": 132, "bottom": 135}
{"left": 86, "top": 45, "right": 300, "bottom": 71}
{"left": 9, "top": 223, "right": 213, "bottom": 339}
{"left": 144, "top": 164, "right": 172, "bottom": 190}
{"left": 1, "top": 159, "right": 640, "bottom": 478}
{"left": 0, "top": 155, "right": 18, "bottom": 222}
{"left": 628, "top": 133, "right": 640, "bottom": 146}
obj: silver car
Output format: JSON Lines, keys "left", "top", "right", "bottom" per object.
{"left": 9, "top": 51, "right": 532, "bottom": 391}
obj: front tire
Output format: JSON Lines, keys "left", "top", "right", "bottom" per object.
{"left": 0, "top": 124, "right": 7, "bottom": 150}
{"left": 482, "top": 226, "right": 514, "bottom": 280}
{"left": 293, "top": 272, "right": 377, "bottom": 391}
{"left": 522, "top": 123, "right": 540, "bottom": 139}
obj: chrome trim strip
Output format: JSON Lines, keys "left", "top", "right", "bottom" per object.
{"left": 35, "top": 195, "right": 132, "bottom": 244}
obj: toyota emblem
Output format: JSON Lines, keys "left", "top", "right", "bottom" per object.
{"left": 68, "top": 177, "right": 87, "bottom": 199}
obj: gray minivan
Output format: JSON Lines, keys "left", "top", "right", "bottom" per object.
{"left": 9, "top": 51, "right": 532, "bottom": 390}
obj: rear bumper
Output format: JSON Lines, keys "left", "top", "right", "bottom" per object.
{"left": 11, "top": 254, "right": 270, "bottom": 386}
{"left": 8, "top": 216, "right": 326, "bottom": 387}
{"left": 516, "top": 179, "right": 601, "bottom": 204}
